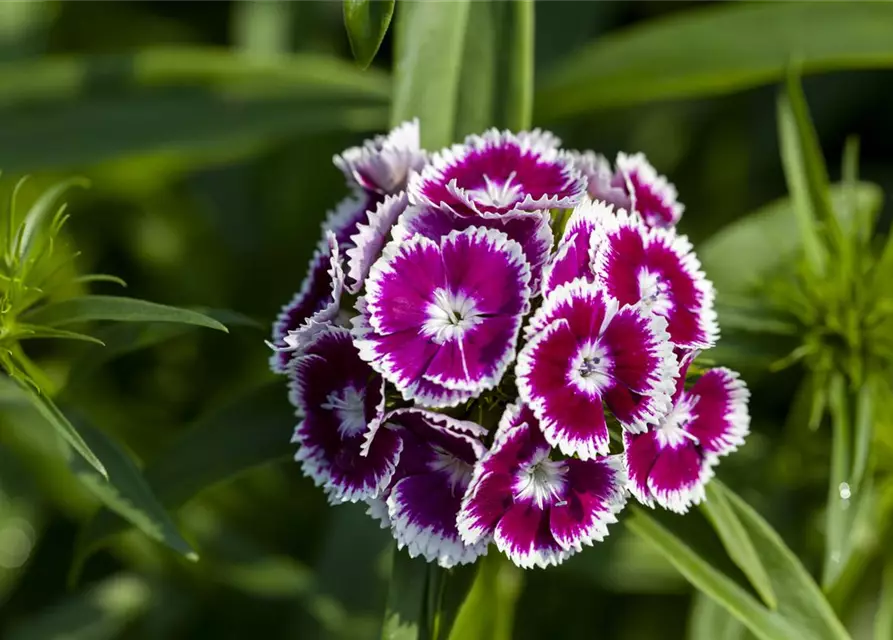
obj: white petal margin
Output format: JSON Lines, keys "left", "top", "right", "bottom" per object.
{"left": 550, "top": 455, "right": 629, "bottom": 553}
{"left": 346, "top": 192, "right": 409, "bottom": 294}
{"left": 590, "top": 207, "right": 719, "bottom": 350}
{"left": 567, "top": 150, "right": 629, "bottom": 205}
{"left": 561, "top": 196, "right": 617, "bottom": 245}
{"left": 407, "top": 128, "right": 584, "bottom": 215}
{"left": 333, "top": 119, "right": 427, "bottom": 194}
{"left": 615, "top": 152, "right": 684, "bottom": 227}
{"left": 706, "top": 367, "right": 751, "bottom": 456}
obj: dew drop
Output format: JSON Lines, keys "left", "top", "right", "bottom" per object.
{"left": 838, "top": 482, "right": 852, "bottom": 501}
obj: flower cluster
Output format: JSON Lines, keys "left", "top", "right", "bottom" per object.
{"left": 269, "top": 121, "right": 750, "bottom": 569}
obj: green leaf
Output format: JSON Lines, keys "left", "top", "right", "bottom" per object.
{"left": 824, "top": 374, "right": 854, "bottom": 590}
{"left": 391, "top": 0, "right": 471, "bottom": 148}
{"left": 454, "top": 0, "right": 534, "bottom": 137}
{"left": 446, "top": 553, "right": 522, "bottom": 640}
{"left": 688, "top": 592, "right": 747, "bottom": 640}
{"left": 14, "top": 177, "right": 88, "bottom": 264}
{"left": 0, "top": 47, "right": 390, "bottom": 172}
{"left": 851, "top": 379, "right": 874, "bottom": 494}
{"left": 876, "top": 556, "right": 893, "bottom": 640}
{"left": 16, "top": 378, "right": 107, "bottom": 479}
{"left": 382, "top": 548, "right": 430, "bottom": 640}
{"left": 699, "top": 182, "right": 882, "bottom": 300}
{"left": 628, "top": 482, "right": 851, "bottom": 640}
{"left": 65, "top": 414, "right": 197, "bottom": 576}
{"left": 777, "top": 89, "right": 826, "bottom": 276}
{"left": 22, "top": 295, "right": 228, "bottom": 332}
{"left": 13, "top": 324, "right": 105, "bottom": 346}
{"left": 74, "top": 383, "right": 293, "bottom": 565}
{"left": 7, "top": 573, "right": 152, "bottom": 640}
{"left": 344, "top": 0, "right": 395, "bottom": 69}
{"left": 537, "top": 3, "right": 893, "bottom": 119}
{"left": 702, "top": 483, "right": 777, "bottom": 609}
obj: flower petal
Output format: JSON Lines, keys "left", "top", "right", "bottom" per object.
{"left": 592, "top": 208, "right": 718, "bottom": 350}
{"left": 615, "top": 152, "right": 684, "bottom": 228}
{"left": 568, "top": 150, "right": 630, "bottom": 210}
{"left": 346, "top": 192, "right": 410, "bottom": 294}
{"left": 494, "top": 503, "right": 571, "bottom": 569}
{"left": 409, "top": 128, "right": 585, "bottom": 215}
{"left": 334, "top": 120, "right": 427, "bottom": 195}
{"left": 686, "top": 368, "right": 750, "bottom": 456}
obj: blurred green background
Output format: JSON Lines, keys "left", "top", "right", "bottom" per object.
{"left": 0, "top": 1, "right": 892, "bottom": 638}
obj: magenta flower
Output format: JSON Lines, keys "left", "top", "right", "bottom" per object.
{"left": 345, "top": 192, "right": 409, "bottom": 294}
{"left": 288, "top": 327, "right": 400, "bottom": 504}
{"left": 366, "top": 409, "right": 489, "bottom": 567}
{"left": 624, "top": 357, "right": 750, "bottom": 513}
{"left": 568, "top": 150, "right": 629, "bottom": 209}
{"left": 408, "top": 129, "right": 585, "bottom": 216}
{"left": 591, "top": 209, "right": 718, "bottom": 350}
{"left": 334, "top": 120, "right": 427, "bottom": 195}
{"left": 615, "top": 152, "right": 684, "bottom": 228}
{"left": 393, "top": 203, "right": 552, "bottom": 296}
{"left": 268, "top": 233, "right": 345, "bottom": 373}
{"left": 458, "top": 403, "right": 627, "bottom": 569}
{"left": 353, "top": 226, "right": 531, "bottom": 407}
{"left": 517, "top": 279, "right": 676, "bottom": 459}
{"left": 541, "top": 198, "right": 612, "bottom": 295}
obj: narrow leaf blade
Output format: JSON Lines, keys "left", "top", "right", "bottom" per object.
{"left": 23, "top": 295, "right": 228, "bottom": 332}
{"left": 382, "top": 548, "right": 429, "bottom": 640}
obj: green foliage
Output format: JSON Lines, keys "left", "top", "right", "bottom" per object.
{"left": 537, "top": 3, "right": 893, "bottom": 119}
{"left": 344, "top": 0, "right": 395, "bottom": 70}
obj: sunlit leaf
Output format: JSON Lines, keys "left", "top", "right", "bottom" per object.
{"left": 344, "top": 0, "right": 395, "bottom": 69}
{"left": 628, "top": 482, "right": 850, "bottom": 640}
{"left": 14, "top": 324, "right": 105, "bottom": 346}
{"left": 454, "top": 0, "right": 534, "bottom": 136}
{"left": 702, "top": 483, "right": 777, "bottom": 609}
{"left": 688, "top": 592, "right": 747, "bottom": 640}
{"left": 391, "top": 0, "right": 471, "bottom": 148}
{"left": 446, "top": 553, "right": 522, "bottom": 640}
{"left": 382, "top": 548, "right": 430, "bottom": 640}
{"left": 75, "top": 383, "right": 293, "bottom": 564}
{"left": 16, "top": 378, "right": 107, "bottom": 479}
{"left": 65, "top": 414, "right": 197, "bottom": 578}
{"left": 14, "top": 177, "right": 88, "bottom": 264}
{"left": 22, "top": 295, "right": 228, "bottom": 332}
{"left": 823, "top": 375, "right": 853, "bottom": 590}
{"left": 6, "top": 573, "right": 152, "bottom": 640}
{"left": 537, "top": 3, "right": 893, "bottom": 119}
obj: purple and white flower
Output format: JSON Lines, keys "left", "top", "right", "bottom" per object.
{"left": 458, "top": 403, "right": 627, "bottom": 569}
{"left": 624, "top": 358, "right": 750, "bottom": 513}
{"left": 334, "top": 119, "right": 427, "bottom": 195}
{"left": 394, "top": 203, "right": 552, "bottom": 296}
{"left": 354, "top": 226, "right": 531, "bottom": 407}
{"left": 569, "top": 150, "right": 629, "bottom": 209}
{"left": 288, "top": 327, "right": 399, "bottom": 504}
{"left": 268, "top": 233, "right": 345, "bottom": 373}
{"left": 373, "top": 409, "right": 489, "bottom": 567}
{"left": 615, "top": 152, "right": 684, "bottom": 229}
{"left": 408, "top": 129, "right": 585, "bottom": 216}
{"left": 346, "top": 192, "right": 410, "bottom": 294}
{"left": 541, "top": 198, "right": 612, "bottom": 295}
{"left": 517, "top": 279, "right": 676, "bottom": 459}
{"left": 591, "top": 209, "right": 718, "bottom": 350}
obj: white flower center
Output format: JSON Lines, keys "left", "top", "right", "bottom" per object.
{"left": 513, "top": 449, "right": 567, "bottom": 509}
{"left": 428, "top": 446, "right": 474, "bottom": 495}
{"left": 422, "top": 288, "right": 482, "bottom": 344}
{"left": 638, "top": 269, "right": 673, "bottom": 317}
{"left": 655, "top": 395, "right": 699, "bottom": 448}
{"left": 569, "top": 341, "right": 613, "bottom": 395}
{"left": 468, "top": 171, "right": 523, "bottom": 208}
{"left": 321, "top": 387, "right": 367, "bottom": 438}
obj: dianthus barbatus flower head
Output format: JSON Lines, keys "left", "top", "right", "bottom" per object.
{"left": 353, "top": 226, "right": 532, "bottom": 407}
{"left": 393, "top": 203, "right": 553, "bottom": 296}
{"left": 517, "top": 279, "right": 677, "bottom": 459}
{"left": 591, "top": 208, "right": 718, "bottom": 350}
{"left": 268, "top": 232, "right": 345, "bottom": 373}
{"left": 334, "top": 119, "right": 427, "bottom": 195}
{"left": 542, "top": 197, "right": 613, "bottom": 296}
{"left": 615, "top": 152, "right": 684, "bottom": 229}
{"left": 408, "top": 129, "right": 585, "bottom": 216}
{"left": 288, "top": 327, "right": 399, "bottom": 504}
{"left": 458, "top": 403, "right": 628, "bottom": 569}
{"left": 624, "top": 355, "right": 750, "bottom": 514}
{"left": 365, "top": 409, "right": 489, "bottom": 567}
